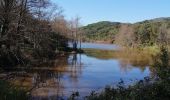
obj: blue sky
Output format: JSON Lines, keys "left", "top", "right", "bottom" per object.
{"left": 52, "top": 0, "right": 170, "bottom": 25}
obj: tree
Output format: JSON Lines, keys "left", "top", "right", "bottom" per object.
{"left": 69, "top": 16, "right": 81, "bottom": 51}
{"left": 134, "top": 22, "right": 159, "bottom": 46}
{"left": 0, "top": 0, "right": 70, "bottom": 67}
{"left": 157, "top": 24, "right": 170, "bottom": 46}
{"left": 115, "top": 24, "right": 135, "bottom": 47}
{"left": 51, "top": 12, "right": 70, "bottom": 51}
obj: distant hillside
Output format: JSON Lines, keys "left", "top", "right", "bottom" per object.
{"left": 81, "top": 21, "right": 122, "bottom": 43}
{"left": 148, "top": 17, "right": 170, "bottom": 22}
{"left": 81, "top": 17, "right": 170, "bottom": 44}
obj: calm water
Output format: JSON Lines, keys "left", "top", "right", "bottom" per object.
{"left": 68, "top": 42, "right": 120, "bottom": 50}
{"left": 2, "top": 43, "right": 152, "bottom": 99}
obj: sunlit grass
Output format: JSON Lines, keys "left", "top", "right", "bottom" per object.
{"left": 83, "top": 47, "right": 159, "bottom": 67}
{"left": 83, "top": 48, "right": 117, "bottom": 59}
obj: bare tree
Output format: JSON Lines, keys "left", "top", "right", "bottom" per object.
{"left": 52, "top": 15, "right": 68, "bottom": 35}
{"left": 158, "top": 24, "right": 170, "bottom": 46}
{"left": 0, "top": 0, "right": 72, "bottom": 66}
{"left": 0, "top": 0, "right": 17, "bottom": 38}
{"left": 69, "top": 16, "right": 81, "bottom": 51}
{"left": 115, "top": 24, "right": 135, "bottom": 47}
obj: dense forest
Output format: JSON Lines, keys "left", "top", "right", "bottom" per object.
{"left": 81, "top": 21, "right": 120, "bottom": 43}
{"left": 82, "top": 17, "right": 170, "bottom": 47}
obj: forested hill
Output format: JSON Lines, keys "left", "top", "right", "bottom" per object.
{"left": 81, "top": 21, "right": 122, "bottom": 42}
{"left": 81, "top": 17, "right": 170, "bottom": 45}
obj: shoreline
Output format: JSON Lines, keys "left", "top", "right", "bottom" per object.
{"left": 83, "top": 40, "right": 113, "bottom": 44}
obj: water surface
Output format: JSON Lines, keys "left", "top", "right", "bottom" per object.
{"left": 68, "top": 42, "right": 119, "bottom": 50}
{"left": 2, "top": 43, "right": 152, "bottom": 99}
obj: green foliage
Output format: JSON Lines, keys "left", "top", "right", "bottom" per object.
{"left": 82, "top": 17, "right": 170, "bottom": 47}
{"left": 82, "top": 21, "right": 120, "bottom": 42}
{"left": 153, "top": 45, "right": 170, "bottom": 80}
{"left": 85, "top": 79, "right": 170, "bottom": 100}
{"left": 134, "top": 21, "right": 160, "bottom": 46}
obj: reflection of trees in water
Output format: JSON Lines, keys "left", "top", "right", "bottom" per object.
{"left": 84, "top": 49, "right": 153, "bottom": 73}
{"left": 115, "top": 49, "right": 153, "bottom": 73}
{"left": 119, "top": 61, "right": 134, "bottom": 73}
{"left": 30, "top": 54, "right": 83, "bottom": 98}
{"left": 30, "top": 70, "right": 65, "bottom": 98}
{"left": 69, "top": 54, "right": 83, "bottom": 83}
{"left": 5, "top": 54, "right": 83, "bottom": 98}
{"left": 119, "top": 59, "right": 148, "bottom": 73}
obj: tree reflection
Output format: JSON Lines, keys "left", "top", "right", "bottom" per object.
{"left": 85, "top": 48, "right": 153, "bottom": 73}
{"left": 69, "top": 54, "right": 82, "bottom": 82}
{"left": 3, "top": 54, "right": 83, "bottom": 99}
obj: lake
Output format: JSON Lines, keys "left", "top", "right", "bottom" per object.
{"left": 1, "top": 43, "right": 152, "bottom": 99}
{"left": 68, "top": 42, "right": 120, "bottom": 50}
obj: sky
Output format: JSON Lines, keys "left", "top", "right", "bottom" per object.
{"left": 52, "top": 0, "right": 170, "bottom": 25}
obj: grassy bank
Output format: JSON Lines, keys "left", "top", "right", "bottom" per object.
{"left": 83, "top": 46, "right": 159, "bottom": 67}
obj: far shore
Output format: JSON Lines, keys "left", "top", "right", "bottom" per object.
{"left": 83, "top": 40, "right": 113, "bottom": 44}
